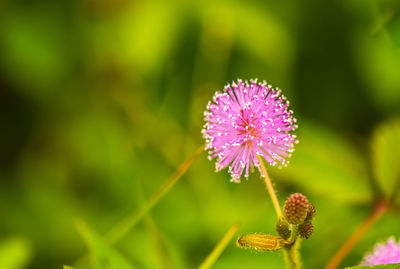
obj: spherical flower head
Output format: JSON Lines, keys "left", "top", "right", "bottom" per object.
{"left": 284, "top": 193, "right": 309, "bottom": 225}
{"left": 202, "top": 79, "right": 298, "bottom": 182}
{"left": 360, "top": 237, "right": 400, "bottom": 266}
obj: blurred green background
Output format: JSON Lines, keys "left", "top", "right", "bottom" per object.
{"left": 1, "top": 0, "right": 400, "bottom": 268}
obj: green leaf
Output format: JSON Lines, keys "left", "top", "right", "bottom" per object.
{"left": 0, "top": 237, "right": 32, "bottom": 269}
{"left": 385, "top": 7, "right": 400, "bottom": 52}
{"left": 273, "top": 121, "right": 370, "bottom": 203}
{"left": 354, "top": 33, "right": 400, "bottom": 110}
{"left": 63, "top": 266, "right": 75, "bottom": 269}
{"left": 233, "top": 2, "right": 293, "bottom": 67}
{"left": 76, "top": 221, "right": 135, "bottom": 269}
{"left": 0, "top": 6, "right": 74, "bottom": 98}
{"left": 116, "top": 1, "right": 182, "bottom": 75}
{"left": 371, "top": 118, "right": 400, "bottom": 199}
{"left": 345, "top": 263, "right": 400, "bottom": 269}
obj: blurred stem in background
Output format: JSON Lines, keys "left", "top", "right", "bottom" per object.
{"left": 134, "top": 177, "right": 175, "bottom": 268}
{"left": 325, "top": 166, "right": 400, "bottom": 268}
{"left": 198, "top": 222, "right": 241, "bottom": 269}
{"left": 73, "top": 144, "right": 205, "bottom": 267}
{"left": 324, "top": 200, "right": 389, "bottom": 269}
{"left": 257, "top": 156, "right": 300, "bottom": 269}
{"left": 106, "top": 144, "right": 205, "bottom": 245}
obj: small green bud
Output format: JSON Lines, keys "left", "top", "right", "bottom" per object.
{"left": 237, "top": 234, "right": 289, "bottom": 252}
{"left": 284, "top": 193, "right": 309, "bottom": 225}
{"left": 276, "top": 218, "right": 291, "bottom": 240}
{"left": 298, "top": 222, "right": 314, "bottom": 239}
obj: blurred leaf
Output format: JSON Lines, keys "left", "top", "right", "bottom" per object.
{"left": 0, "top": 237, "right": 32, "bottom": 269}
{"left": 76, "top": 221, "right": 135, "bottom": 269}
{"left": 274, "top": 121, "right": 370, "bottom": 203}
{"left": 57, "top": 108, "right": 132, "bottom": 177}
{"left": 345, "top": 263, "right": 400, "bottom": 269}
{"left": 64, "top": 266, "right": 75, "bottom": 269}
{"left": 0, "top": 6, "right": 74, "bottom": 98}
{"left": 354, "top": 32, "right": 400, "bottom": 110}
{"left": 371, "top": 118, "right": 400, "bottom": 199}
{"left": 387, "top": 15, "right": 400, "bottom": 50}
{"left": 382, "top": 2, "right": 400, "bottom": 52}
{"left": 234, "top": 2, "right": 293, "bottom": 67}
{"left": 115, "top": 1, "right": 182, "bottom": 74}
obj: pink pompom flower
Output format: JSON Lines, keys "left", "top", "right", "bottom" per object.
{"left": 360, "top": 237, "right": 400, "bottom": 266}
{"left": 202, "top": 79, "right": 298, "bottom": 183}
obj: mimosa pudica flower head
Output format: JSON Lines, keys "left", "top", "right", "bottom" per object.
{"left": 202, "top": 79, "right": 298, "bottom": 182}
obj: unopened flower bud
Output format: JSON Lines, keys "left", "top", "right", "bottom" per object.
{"left": 298, "top": 222, "right": 314, "bottom": 239}
{"left": 304, "top": 203, "right": 316, "bottom": 222}
{"left": 237, "top": 234, "right": 288, "bottom": 252}
{"left": 284, "top": 193, "right": 309, "bottom": 224}
{"left": 276, "top": 218, "right": 291, "bottom": 240}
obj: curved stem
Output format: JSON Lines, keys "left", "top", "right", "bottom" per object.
{"left": 257, "top": 155, "right": 283, "bottom": 219}
{"left": 324, "top": 200, "right": 389, "bottom": 269}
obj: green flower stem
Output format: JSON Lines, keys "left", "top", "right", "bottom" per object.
{"left": 282, "top": 225, "right": 301, "bottom": 269}
{"left": 257, "top": 155, "right": 283, "bottom": 219}
{"left": 283, "top": 240, "right": 301, "bottom": 269}
{"left": 198, "top": 222, "right": 241, "bottom": 269}
{"left": 289, "top": 225, "right": 299, "bottom": 243}
{"left": 106, "top": 144, "right": 205, "bottom": 245}
{"left": 257, "top": 156, "right": 301, "bottom": 268}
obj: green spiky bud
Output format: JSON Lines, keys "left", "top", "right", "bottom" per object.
{"left": 298, "top": 222, "right": 314, "bottom": 239}
{"left": 284, "top": 193, "right": 309, "bottom": 225}
{"left": 304, "top": 203, "right": 316, "bottom": 222}
{"left": 276, "top": 218, "right": 291, "bottom": 240}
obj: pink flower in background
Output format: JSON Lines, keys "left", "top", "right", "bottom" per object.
{"left": 202, "top": 79, "right": 298, "bottom": 182}
{"left": 360, "top": 237, "right": 400, "bottom": 266}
